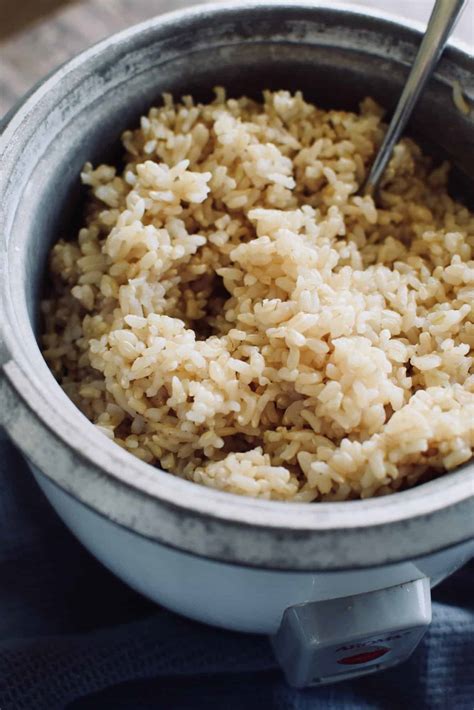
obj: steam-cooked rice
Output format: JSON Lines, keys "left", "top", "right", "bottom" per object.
{"left": 41, "top": 89, "right": 474, "bottom": 502}
{"left": 453, "top": 80, "right": 471, "bottom": 116}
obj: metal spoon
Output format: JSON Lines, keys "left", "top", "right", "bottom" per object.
{"left": 363, "top": 0, "right": 468, "bottom": 197}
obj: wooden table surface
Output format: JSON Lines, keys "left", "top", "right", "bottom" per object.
{"left": 1, "top": 0, "right": 473, "bottom": 117}
{"left": 0, "top": 0, "right": 206, "bottom": 115}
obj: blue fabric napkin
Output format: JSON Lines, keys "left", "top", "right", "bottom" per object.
{"left": 0, "top": 428, "right": 472, "bottom": 710}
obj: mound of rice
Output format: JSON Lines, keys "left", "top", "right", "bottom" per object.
{"left": 41, "top": 89, "right": 474, "bottom": 502}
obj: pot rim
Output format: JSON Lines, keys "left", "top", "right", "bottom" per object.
{"left": 0, "top": 0, "right": 473, "bottom": 570}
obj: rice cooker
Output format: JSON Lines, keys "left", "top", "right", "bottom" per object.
{"left": 0, "top": 1, "right": 472, "bottom": 686}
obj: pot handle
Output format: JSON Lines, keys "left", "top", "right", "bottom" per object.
{"left": 271, "top": 577, "right": 431, "bottom": 687}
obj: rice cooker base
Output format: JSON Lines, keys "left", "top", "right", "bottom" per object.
{"left": 34, "top": 467, "right": 472, "bottom": 685}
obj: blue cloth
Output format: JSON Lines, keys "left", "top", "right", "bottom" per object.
{"left": 0, "top": 428, "right": 472, "bottom": 710}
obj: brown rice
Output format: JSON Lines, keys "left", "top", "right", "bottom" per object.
{"left": 41, "top": 89, "right": 474, "bottom": 502}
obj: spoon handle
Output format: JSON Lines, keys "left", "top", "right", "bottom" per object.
{"left": 364, "top": 0, "right": 468, "bottom": 196}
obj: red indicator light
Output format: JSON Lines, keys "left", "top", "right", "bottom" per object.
{"left": 337, "top": 647, "right": 390, "bottom": 665}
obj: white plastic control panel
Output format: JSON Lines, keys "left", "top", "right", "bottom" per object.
{"left": 272, "top": 578, "right": 431, "bottom": 687}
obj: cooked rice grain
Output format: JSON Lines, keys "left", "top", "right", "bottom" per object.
{"left": 453, "top": 80, "right": 471, "bottom": 116}
{"left": 41, "top": 89, "right": 474, "bottom": 502}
